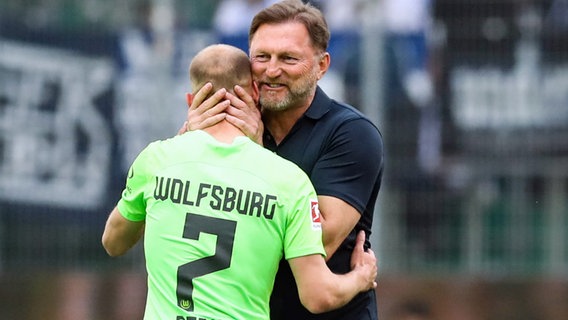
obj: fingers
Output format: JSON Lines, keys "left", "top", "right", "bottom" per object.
{"left": 367, "top": 247, "right": 376, "bottom": 259}
{"left": 186, "top": 84, "right": 262, "bottom": 141}
{"left": 368, "top": 248, "right": 378, "bottom": 289}
{"left": 355, "top": 230, "right": 366, "bottom": 251}
{"left": 187, "top": 103, "right": 227, "bottom": 131}
{"left": 355, "top": 231, "right": 377, "bottom": 290}
{"left": 350, "top": 230, "right": 368, "bottom": 269}
{"left": 223, "top": 89, "right": 263, "bottom": 144}
{"left": 196, "top": 88, "right": 227, "bottom": 110}
{"left": 224, "top": 89, "right": 257, "bottom": 115}
{"left": 189, "top": 83, "right": 214, "bottom": 110}
{"left": 201, "top": 100, "right": 230, "bottom": 119}
{"left": 190, "top": 87, "right": 227, "bottom": 114}
{"left": 177, "top": 121, "right": 189, "bottom": 136}
{"left": 225, "top": 114, "right": 264, "bottom": 145}
{"left": 233, "top": 85, "right": 257, "bottom": 110}
{"left": 198, "top": 113, "right": 227, "bottom": 128}
{"left": 186, "top": 85, "right": 230, "bottom": 131}
{"left": 367, "top": 252, "right": 378, "bottom": 290}
{"left": 349, "top": 230, "right": 377, "bottom": 291}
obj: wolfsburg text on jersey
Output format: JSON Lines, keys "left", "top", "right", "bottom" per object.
{"left": 153, "top": 176, "right": 277, "bottom": 220}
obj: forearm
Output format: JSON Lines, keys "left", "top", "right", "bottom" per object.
{"left": 103, "top": 225, "right": 144, "bottom": 257}
{"left": 310, "top": 269, "right": 371, "bottom": 313}
{"left": 102, "top": 206, "right": 145, "bottom": 256}
{"left": 291, "top": 255, "right": 374, "bottom": 314}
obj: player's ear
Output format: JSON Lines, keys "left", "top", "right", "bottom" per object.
{"left": 252, "top": 81, "right": 259, "bottom": 106}
{"left": 185, "top": 92, "right": 193, "bottom": 107}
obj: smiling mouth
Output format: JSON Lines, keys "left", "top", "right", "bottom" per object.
{"left": 263, "top": 83, "right": 285, "bottom": 89}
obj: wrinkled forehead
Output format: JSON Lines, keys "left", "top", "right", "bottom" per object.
{"left": 250, "top": 22, "right": 318, "bottom": 54}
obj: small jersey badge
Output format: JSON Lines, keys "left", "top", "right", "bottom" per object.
{"left": 310, "top": 200, "right": 322, "bottom": 230}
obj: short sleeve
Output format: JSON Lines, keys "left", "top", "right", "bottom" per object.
{"left": 117, "top": 144, "right": 155, "bottom": 222}
{"left": 311, "top": 118, "right": 383, "bottom": 214}
{"left": 282, "top": 176, "right": 326, "bottom": 260}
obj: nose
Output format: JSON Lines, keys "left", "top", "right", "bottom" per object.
{"left": 265, "top": 58, "right": 282, "bottom": 78}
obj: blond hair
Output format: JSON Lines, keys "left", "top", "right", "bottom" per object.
{"left": 189, "top": 44, "right": 252, "bottom": 95}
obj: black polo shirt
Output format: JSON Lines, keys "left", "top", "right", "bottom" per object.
{"left": 267, "top": 87, "right": 384, "bottom": 320}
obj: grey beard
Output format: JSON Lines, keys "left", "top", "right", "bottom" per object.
{"left": 260, "top": 84, "right": 315, "bottom": 112}
{"left": 260, "top": 93, "right": 292, "bottom": 111}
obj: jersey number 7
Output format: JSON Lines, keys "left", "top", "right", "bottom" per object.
{"left": 177, "top": 213, "right": 237, "bottom": 311}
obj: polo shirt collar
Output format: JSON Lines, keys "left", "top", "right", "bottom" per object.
{"left": 304, "top": 86, "right": 331, "bottom": 120}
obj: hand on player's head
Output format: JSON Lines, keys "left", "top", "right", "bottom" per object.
{"left": 223, "top": 84, "right": 264, "bottom": 145}
{"left": 184, "top": 83, "right": 230, "bottom": 132}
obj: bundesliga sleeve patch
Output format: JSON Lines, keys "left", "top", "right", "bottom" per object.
{"left": 310, "top": 199, "right": 322, "bottom": 230}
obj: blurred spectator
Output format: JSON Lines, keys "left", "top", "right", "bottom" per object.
{"left": 543, "top": 0, "right": 568, "bottom": 60}
{"left": 318, "top": 0, "right": 365, "bottom": 33}
{"left": 544, "top": 0, "right": 568, "bottom": 31}
{"left": 317, "top": 0, "right": 366, "bottom": 101}
{"left": 115, "top": 1, "right": 178, "bottom": 76}
{"left": 380, "top": 0, "right": 451, "bottom": 262}
{"left": 114, "top": 1, "right": 185, "bottom": 174}
{"left": 176, "top": 0, "right": 220, "bottom": 30}
{"left": 382, "top": 0, "right": 441, "bottom": 174}
{"left": 384, "top": 0, "right": 434, "bottom": 108}
{"left": 213, "top": 0, "right": 279, "bottom": 52}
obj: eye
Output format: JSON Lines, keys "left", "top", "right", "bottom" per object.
{"left": 283, "top": 56, "right": 299, "bottom": 64}
{"left": 253, "top": 54, "right": 269, "bottom": 62}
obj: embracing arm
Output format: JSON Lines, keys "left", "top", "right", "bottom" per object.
{"left": 101, "top": 206, "right": 145, "bottom": 257}
{"left": 318, "top": 195, "right": 360, "bottom": 258}
{"left": 315, "top": 118, "right": 383, "bottom": 258}
{"left": 288, "top": 231, "right": 377, "bottom": 314}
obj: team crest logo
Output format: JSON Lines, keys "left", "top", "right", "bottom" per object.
{"left": 310, "top": 200, "right": 321, "bottom": 230}
{"left": 179, "top": 299, "right": 192, "bottom": 310}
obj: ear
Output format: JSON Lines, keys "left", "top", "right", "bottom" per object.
{"left": 317, "top": 52, "right": 330, "bottom": 80}
{"left": 185, "top": 92, "right": 193, "bottom": 107}
{"left": 252, "top": 81, "right": 260, "bottom": 106}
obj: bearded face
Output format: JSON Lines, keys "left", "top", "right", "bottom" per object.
{"left": 250, "top": 21, "right": 326, "bottom": 112}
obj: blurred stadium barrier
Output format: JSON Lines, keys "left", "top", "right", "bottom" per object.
{"left": 377, "top": 0, "right": 568, "bottom": 278}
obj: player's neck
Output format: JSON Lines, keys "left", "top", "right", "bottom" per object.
{"left": 203, "top": 120, "right": 246, "bottom": 144}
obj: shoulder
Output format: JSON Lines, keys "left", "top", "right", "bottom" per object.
{"left": 258, "top": 144, "right": 308, "bottom": 176}
{"left": 249, "top": 142, "right": 314, "bottom": 187}
{"left": 311, "top": 87, "right": 381, "bottom": 135}
{"left": 146, "top": 131, "right": 203, "bottom": 152}
{"left": 331, "top": 101, "right": 380, "bottom": 130}
{"left": 133, "top": 133, "right": 195, "bottom": 166}
{"left": 321, "top": 101, "right": 383, "bottom": 150}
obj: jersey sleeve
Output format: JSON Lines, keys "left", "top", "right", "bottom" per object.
{"left": 282, "top": 175, "right": 327, "bottom": 260}
{"left": 311, "top": 118, "right": 384, "bottom": 214}
{"left": 117, "top": 144, "right": 154, "bottom": 222}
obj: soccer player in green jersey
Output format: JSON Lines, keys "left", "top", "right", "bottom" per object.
{"left": 102, "top": 44, "right": 377, "bottom": 320}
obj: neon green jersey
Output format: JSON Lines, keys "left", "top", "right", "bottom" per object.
{"left": 118, "top": 131, "right": 325, "bottom": 320}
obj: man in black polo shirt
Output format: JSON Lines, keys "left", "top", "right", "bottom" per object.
{"left": 183, "top": 1, "right": 384, "bottom": 319}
